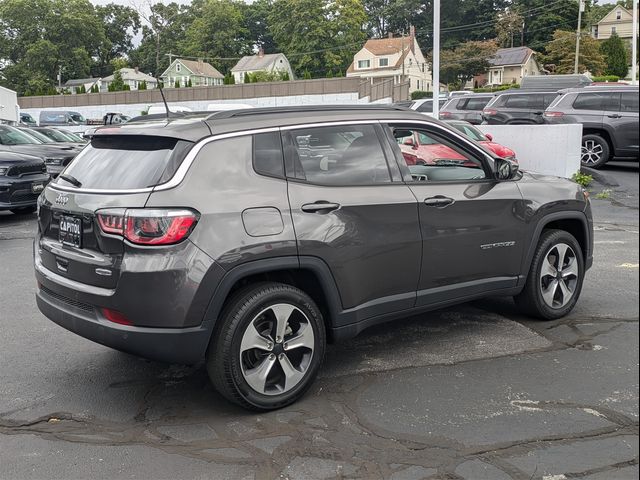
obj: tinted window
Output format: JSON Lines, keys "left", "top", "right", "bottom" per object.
{"left": 505, "top": 95, "right": 531, "bottom": 109}
{"left": 285, "top": 124, "right": 391, "bottom": 186}
{"left": 0, "top": 126, "right": 42, "bottom": 145}
{"left": 464, "top": 97, "right": 491, "bottom": 110}
{"left": 59, "top": 136, "right": 192, "bottom": 189}
{"left": 542, "top": 94, "right": 560, "bottom": 108}
{"left": 621, "top": 92, "right": 639, "bottom": 113}
{"left": 393, "top": 127, "right": 486, "bottom": 182}
{"left": 573, "top": 92, "right": 620, "bottom": 111}
{"left": 253, "top": 132, "right": 284, "bottom": 178}
{"left": 416, "top": 100, "right": 433, "bottom": 112}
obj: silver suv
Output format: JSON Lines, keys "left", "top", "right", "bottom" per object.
{"left": 544, "top": 86, "right": 639, "bottom": 168}
{"left": 34, "top": 106, "right": 593, "bottom": 410}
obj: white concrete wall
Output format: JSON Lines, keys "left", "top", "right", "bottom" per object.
{"left": 21, "top": 93, "right": 368, "bottom": 126}
{"left": 477, "top": 124, "right": 582, "bottom": 179}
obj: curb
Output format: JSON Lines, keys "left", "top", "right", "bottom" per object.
{"left": 581, "top": 166, "right": 620, "bottom": 188}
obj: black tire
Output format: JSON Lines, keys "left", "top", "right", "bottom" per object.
{"left": 10, "top": 206, "right": 37, "bottom": 215}
{"left": 207, "top": 282, "right": 326, "bottom": 411}
{"left": 515, "top": 229, "right": 585, "bottom": 320}
{"left": 581, "top": 134, "right": 610, "bottom": 169}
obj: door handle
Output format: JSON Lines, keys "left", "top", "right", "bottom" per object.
{"left": 424, "top": 196, "right": 455, "bottom": 208}
{"left": 301, "top": 201, "right": 340, "bottom": 213}
{"left": 533, "top": 111, "right": 543, "bottom": 115}
{"left": 607, "top": 114, "right": 622, "bottom": 118}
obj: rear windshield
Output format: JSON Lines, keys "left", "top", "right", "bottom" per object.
{"left": 58, "top": 135, "right": 193, "bottom": 190}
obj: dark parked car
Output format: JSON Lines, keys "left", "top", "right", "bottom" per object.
{"left": 0, "top": 151, "right": 49, "bottom": 214}
{"left": 439, "top": 94, "right": 495, "bottom": 124}
{"left": 543, "top": 86, "right": 639, "bottom": 168}
{"left": 482, "top": 90, "right": 561, "bottom": 124}
{"left": 31, "top": 127, "right": 86, "bottom": 148}
{"left": 19, "top": 112, "right": 37, "bottom": 127}
{"left": 0, "top": 125, "right": 78, "bottom": 177}
{"left": 35, "top": 106, "right": 593, "bottom": 410}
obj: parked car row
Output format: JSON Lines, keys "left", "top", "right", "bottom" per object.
{"left": 0, "top": 125, "right": 85, "bottom": 214}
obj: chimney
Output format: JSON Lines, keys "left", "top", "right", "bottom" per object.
{"left": 197, "top": 58, "right": 204, "bottom": 72}
{"left": 409, "top": 25, "right": 416, "bottom": 54}
{"left": 134, "top": 66, "right": 139, "bottom": 74}
{"left": 388, "top": 32, "right": 393, "bottom": 39}
{"left": 258, "top": 47, "right": 265, "bottom": 57}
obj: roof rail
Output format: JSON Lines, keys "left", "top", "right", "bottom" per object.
{"left": 205, "top": 104, "right": 410, "bottom": 121}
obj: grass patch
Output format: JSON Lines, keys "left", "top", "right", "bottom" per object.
{"left": 595, "top": 189, "right": 612, "bottom": 200}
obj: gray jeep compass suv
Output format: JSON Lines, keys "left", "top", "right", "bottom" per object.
{"left": 35, "top": 106, "right": 593, "bottom": 410}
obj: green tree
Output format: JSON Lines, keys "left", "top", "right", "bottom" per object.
{"left": 512, "top": 0, "right": 579, "bottom": 52}
{"left": 187, "top": 78, "right": 193, "bottom": 87}
{"left": 435, "top": 40, "right": 498, "bottom": 90}
{"left": 108, "top": 69, "right": 126, "bottom": 91}
{"left": 496, "top": 8, "right": 524, "bottom": 48}
{"left": 77, "top": 85, "right": 86, "bottom": 94}
{"left": 90, "top": 84, "right": 99, "bottom": 93}
{"left": 94, "top": 3, "right": 140, "bottom": 77}
{"left": 138, "top": 80, "right": 147, "bottom": 90}
{"left": 243, "top": 0, "right": 278, "bottom": 53}
{"left": 244, "top": 72, "right": 251, "bottom": 83}
{"left": 174, "top": 79, "right": 180, "bottom": 88}
{"left": 541, "top": 30, "right": 606, "bottom": 75}
{"left": 223, "top": 72, "right": 236, "bottom": 84}
{"left": 601, "top": 32, "right": 629, "bottom": 78}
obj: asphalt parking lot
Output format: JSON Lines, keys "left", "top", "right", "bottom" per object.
{"left": 0, "top": 163, "right": 638, "bottom": 480}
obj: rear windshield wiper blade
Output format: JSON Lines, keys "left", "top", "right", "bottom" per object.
{"left": 59, "top": 174, "right": 82, "bottom": 188}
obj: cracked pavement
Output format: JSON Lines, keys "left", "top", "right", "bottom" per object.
{"left": 0, "top": 163, "right": 638, "bottom": 479}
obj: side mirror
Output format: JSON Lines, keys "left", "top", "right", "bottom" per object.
{"left": 485, "top": 133, "right": 493, "bottom": 141}
{"left": 495, "top": 157, "right": 519, "bottom": 181}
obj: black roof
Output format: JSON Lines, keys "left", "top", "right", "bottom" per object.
{"left": 93, "top": 105, "right": 436, "bottom": 142}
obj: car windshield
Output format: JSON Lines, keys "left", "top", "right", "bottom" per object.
{"left": 39, "top": 128, "right": 75, "bottom": 142}
{"left": 21, "top": 129, "right": 55, "bottom": 143}
{"left": 0, "top": 126, "right": 43, "bottom": 145}
{"left": 58, "top": 130, "right": 85, "bottom": 142}
{"left": 450, "top": 123, "right": 485, "bottom": 142}
{"left": 70, "top": 113, "right": 85, "bottom": 123}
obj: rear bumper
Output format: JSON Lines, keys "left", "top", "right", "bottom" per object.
{"left": 36, "top": 287, "right": 211, "bottom": 364}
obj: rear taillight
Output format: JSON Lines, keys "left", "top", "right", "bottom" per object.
{"left": 102, "top": 308, "right": 133, "bottom": 326}
{"left": 96, "top": 209, "right": 199, "bottom": 246}
{"left": 483, "top": 108, "right": 498, "bottom": 116}
{"left": 439, "top": 111, "right": 452, "bottom": 118}
{"left": 544, "top": 111, "right": 564, "bottom": 118}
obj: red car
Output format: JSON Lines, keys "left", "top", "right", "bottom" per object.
{"left": 398, "top": 121, "right": 517, "bottom": 166}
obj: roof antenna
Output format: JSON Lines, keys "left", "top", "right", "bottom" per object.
{"left": 156, "top": 76, "right": 171, "bottom": 119}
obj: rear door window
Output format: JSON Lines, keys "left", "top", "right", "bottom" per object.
{"left": 463, "top": 97, "right": 491, "bottom": 111}
{"left": 572, "top": 92, "right": 619, "bottom": 111}
{"left": 58, "top": 135, "right": 192, "bottom": 190}
{"left": 505, "top": 95, "right": 531, "bottom": 109}
{"left": 621, "top": 92, "right": 639, "bottom": 113}
{"left": 416, "top": 101, "right": 433, "bottom": 112}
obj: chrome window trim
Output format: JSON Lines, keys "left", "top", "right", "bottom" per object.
{"left": 46, "top": 117, "right": 494, "bottom": 195}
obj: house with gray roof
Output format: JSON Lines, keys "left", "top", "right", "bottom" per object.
{"left": 231, "top": 49, "right": 294, "bottom": 83}
{"left": 485, "top": 47, "right": 541, "bottom": 86}
{"left": 61, "top": 77, "right": 101, "bottom": 94}
{"left": 101, "top": 68, "right": 158, "bottom": 92}
{"left": 160, "top": 58, "right": 224, "bottom": 87}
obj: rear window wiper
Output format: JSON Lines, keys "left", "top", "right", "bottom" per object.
{"left": 59, "top": 174, "right": 82, "bottom": 188}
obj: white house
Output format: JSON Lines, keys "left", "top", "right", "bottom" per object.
{"left": 231, "top": 49, "right": 294, "bottom": 83}
{"left": 485, "top": 46, "right": 541, "bottom": 86}
{"left": 61, "top": 77, "right": 101, "bottom": 94}
{"left": 592, "top": 5, "right": 636, "bottom": 46}
{"left": 346, "top": 27, "right": 432, "bottom": 93}
{"left": 101, "top": 68, "right": 158, "bottom": 91}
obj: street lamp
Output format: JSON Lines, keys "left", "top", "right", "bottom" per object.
{"left": 432, "top": 0, "right": 440, "bottom": 117}
{"left": 574, "top": 0, "right": 585, "bottom": 74}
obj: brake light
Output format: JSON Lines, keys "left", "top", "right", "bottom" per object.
{"left": 96, "top": 209, "right": 199, "bottom": 246}
{"left": 483, "top": 108, "right": 498, "bottom": 116}
{"left": 102, "top": 308, "right": 133, "bottom": 326}
{"left": 544, "top": 111, "right": 564, "bottom": 118}
{"left": 439, "top": 111, "right": 452, "bottom": 118}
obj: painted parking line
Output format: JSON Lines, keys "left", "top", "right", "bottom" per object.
{"left": 618, "top": 263, "right": 639, "bottom": 269}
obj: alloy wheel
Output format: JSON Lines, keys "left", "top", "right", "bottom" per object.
{"left": 239, "top": 303, "right": 315, "bottom": 395}
{"left": 581, "top": 140, "right": 603, "bottom": 165}
{"left": 539, "top": 243, "right": 579, "bottom": 309}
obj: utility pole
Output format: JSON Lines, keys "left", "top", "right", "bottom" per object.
{"left": 432, "top": 0, "right": 441, "bottom": 118}
{"left": 633, "top": 0, "right": 638, "bottom": 86}
{"left": 574, "top": 0, "right": 584, "bottom": 74}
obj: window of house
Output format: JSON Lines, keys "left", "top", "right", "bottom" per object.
{"left": 284, "top": 124, "right": 391, "bottom": 185}
{"left": 612, "top": 26, "right": 617, "bottom": 34}
{"left": 358, "top": 60, "right": 371, "bottom": 69}
{"left": 616, "top": 10, "right": 622, "bottom": 20}
{"left": 391, "top": 127, "right": 486, "bottom": 182}
{"left": 379, "top": 58, "right": 389, "bottom": 67}
{"left": 176, "top": 63, "right": 181, "bottom": 72}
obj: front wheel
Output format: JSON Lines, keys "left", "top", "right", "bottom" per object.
{"left": 581, "top": 134, "right": 610, "bottom": 169}
{"left": 515, "top": 229, "right": 585, "bottom": 320}
{"left": 207, "top": 282, "right": 326, "bottom": 411}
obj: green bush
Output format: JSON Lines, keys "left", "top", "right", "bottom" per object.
{"left": 572, "top": 171, "right": 593, "bottom": 188}
{"left": 473, "top": 84, "right": 520, "bottom": 93}
{"left": 411, "top": 90, "right": 432, "bottom": 100}
{"left": 174, "top": 80, "right": 180, "bottom": 88}
{"left": 591, "top": 75, "right": 620, "bottom": 83}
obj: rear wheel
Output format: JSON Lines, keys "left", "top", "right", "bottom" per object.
{"left": 581, "top": 134, "right": 610, "bottom": 169}
{"left": 515, "top": 229, "right": 585, "bottom": 320}
{"left": 207, "top": 282, "right": 326, "bottom": 411}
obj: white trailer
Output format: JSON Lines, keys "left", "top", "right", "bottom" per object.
{"left": 0, "top": 86, "right": 19, "bottom": 124}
